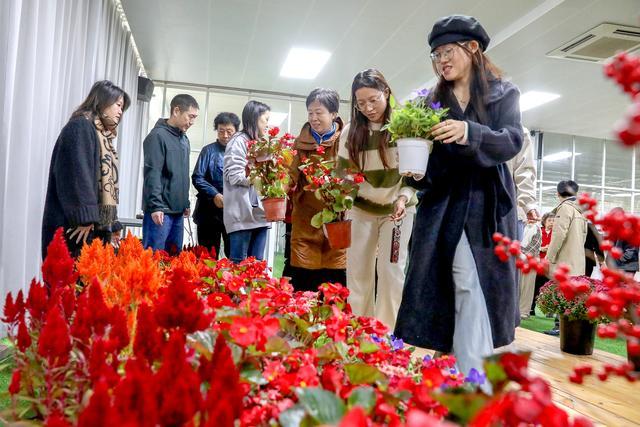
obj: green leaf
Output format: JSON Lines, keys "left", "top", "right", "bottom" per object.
{"left": 344, "top": 363, "right": 385, "bottom": 385}
{"left": 357, "top": 339, "right": 380, "bottom": 354}
{"left": 295, "top": 387, "right": 346, "bottom": 424}
{"left": 321, "top": 209, "right": 336, "bottom": 224}
{"left": 311, "top": 212, "right": 324, "bottom": 229}
{"left": 484, "top": 359, "right": 508, "bottom": 388}
{"left": 389, "top": 94, "right": 397, "bottom": 109}
{"left": 278, "top": 404, "right": 307, "bottom": 427}
{"left": 348, "top": 386, "right": 376, "bottom": 414}
{"left": 265, "top": 336, "right": 292, "bottom": 354}
{"left": 434, "top": 391, "right": 490, "bottom": 425}
{"left": 241, "top": 365, "right": 268, "bottom": 385}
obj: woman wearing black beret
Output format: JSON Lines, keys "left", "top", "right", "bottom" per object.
{"left": 394, "top": 15, "right": 523, "bottom": 386}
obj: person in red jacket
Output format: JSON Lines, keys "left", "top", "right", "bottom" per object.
{"left": 530, "top": 212, "right": 554, "bottom": 315}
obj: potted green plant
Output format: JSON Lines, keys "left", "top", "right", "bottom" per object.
{"left": 536, "top": 275, "right": 607, "bottom": 355}
{"left": 382, "top": 89, "right": 448, "bottom": 180}
{"left": 298, "top": 154, "right": 364, "bottom": 249}
{"left": 247, "top": 127, "right": 296, "bottom": 221}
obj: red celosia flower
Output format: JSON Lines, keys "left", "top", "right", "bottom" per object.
{"left": 16, "top": 316, "right": 31, "bottom": 352}
{"left": 41, "top": 228, "right": 78, "bottom": 292}
{"left": 26, "top": 280, "right": 49, "bottom": 322}
{"left": 45, "top": 409, "right": 73, "bottom": 427}
{"left": 201, "top": 335, "right": 243, "bottom": 427}
{"left": 3, "top": 289, "right": 24, "bottom": 324}
{"left": 37, "top": 305, "right": 71, "bottom": 367}
{"left": 88, "top": 338, "right": 119, "bottom": 388}
{"left": 106, "top": 306, "right": 129, "bottom": 354}
{"left": 77, "top": 378, "right": 115, "bottom": 427}
{"left": 155, "top": 331, "right": 203, "bottom": 426}
{"left": 154, "top": 273, "right": 209, "bottom": 333}
{"left": 86, "top": 279, "right": 112, "bottom": 336}
{"left": 112, "top": 358, "right": 158, "bottom": 427}
{"left": 133, "top": 302, "right": 163, "bottom": 363}
{"left": 8, "top": 368, "right": 21, "bottom": 395}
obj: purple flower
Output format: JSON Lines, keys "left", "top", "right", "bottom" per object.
{"left": 430, "top": 101, "right": 442, "bottom": 110}
{"left": 371, "top": 334, "right": 383, "bottom": 343}
{"left": 416, "top": 88, "right": 430, "bottom": 97}
{"left": 464, "top": 368, "right": 487, "bottom": 385}
{"left": 389, "top": 334, "right": 404, "bottom": 351}
{"left": 423, "top": 355, "right": 432, "bottom": 363}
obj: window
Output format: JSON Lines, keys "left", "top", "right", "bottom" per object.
{"left": 541, "top": 133, "right": 573, "bottom": 184}
{"left": 204, "top": 92, "right": 249, "bottom": 143}
{"left": 605, "top": 140, "right": 633, "bottom": 189}
{"left": 574, "top": 136, "right": 603, "bottom": 187}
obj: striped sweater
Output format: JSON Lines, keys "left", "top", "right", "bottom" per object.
{"left": 337, "top": 122, "right": 417, "bottom": 216}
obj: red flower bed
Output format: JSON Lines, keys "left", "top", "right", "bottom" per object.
{"left": 0, "top": 229, "right": 591, "bottom": 426}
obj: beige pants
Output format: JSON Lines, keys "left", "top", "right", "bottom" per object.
{"left": 518, "top": 271, "right": 537, "bottom": 317}
{"left": 346, "top": 207, "right": 414, "bottom": 330}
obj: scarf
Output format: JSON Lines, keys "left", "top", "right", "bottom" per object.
{"left": 94, "top": 116, "right": 119, "bottom": 229}
{"left": 310, "top": 122, "right": 337, "bottom": 144}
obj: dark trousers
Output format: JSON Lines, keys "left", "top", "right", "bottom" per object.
{"left": 531, "top": 274, "right": 550, "bottom": 314}
{"left": 289, "top": 267, "right": 347, "bottom": 293}
{"left": 197, "top": 221, "right": 229, "bottom": 259}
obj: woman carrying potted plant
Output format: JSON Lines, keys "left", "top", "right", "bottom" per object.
{"left": 337, "top": 69, "right": 417, "bottom": 330}
{"left": 223, "top": 100, "right": 271, "bottom": 264}
{"left": 393, "top": 15, "right": 524, "bottom": 381}
{"left": 288, "top": 88, "right": 348, "bottom": 291}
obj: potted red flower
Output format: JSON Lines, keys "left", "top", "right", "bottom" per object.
{"left": 247, "top": 127, "right": 296, "bottom": 221}
{"left": 537, "top": 275, "right": 608, "bottom": 355}
{"left": 298, "top": 153, "right": 364, "bottom": 249}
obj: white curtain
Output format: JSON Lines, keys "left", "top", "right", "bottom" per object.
{"left": 0, "top": 0, "right": 148, "bottom": 311}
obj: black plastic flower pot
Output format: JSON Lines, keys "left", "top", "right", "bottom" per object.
{"left": 627, "top": 341, "right": 640, "bottom": 372}
{"left": 559, "top": 315, "right": 596, "bottom": 355}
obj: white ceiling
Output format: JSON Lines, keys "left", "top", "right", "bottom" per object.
{"left": 122, "top": 0, "right": 640, "bottom": 139}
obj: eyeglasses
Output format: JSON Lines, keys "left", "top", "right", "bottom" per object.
{"left": 430, "top": 46, "right": 457, "bottom": 63}
{"left": 355, "top": 92, "right": 385, "bottom": 112}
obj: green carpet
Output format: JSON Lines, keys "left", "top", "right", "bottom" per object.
{"left": 520, "top": 309, "right": 626, "bottom": 357}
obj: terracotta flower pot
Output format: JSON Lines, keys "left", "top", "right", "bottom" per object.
{"left": 559, "top": 315, "right": 596, "bottom": 355}
{"left": 323, "top": 220, "right": 352, "bottom": 249}
{"left": 262, "top": 197, "right": 286, "bottom": 222}
{"left": 627, "top": 341, "right": 640, "bottom": 372}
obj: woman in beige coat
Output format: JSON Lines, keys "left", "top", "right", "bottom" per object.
{"left": 546, "top": 180, "right": 588, "bottom": 276}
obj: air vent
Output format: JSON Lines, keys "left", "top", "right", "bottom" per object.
{"left": 547, "top": 23, "right": 640, "bottom": 63}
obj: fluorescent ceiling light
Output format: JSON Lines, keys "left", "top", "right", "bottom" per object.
{"left": 542, "top": 151, "right": 581, "bottom": 162}
{"left": 520, "top": 91, "right": 561, "bottom": 112}
{"left": 280, "top": 48, "right": 331, "bottom": 79}
{"left": 609, "top": 193, "right": 633, "bottom": 197}
{"left": 268, "top": 112, "right": 288, "bottom": 127}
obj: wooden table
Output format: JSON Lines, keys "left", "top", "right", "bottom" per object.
{"left": 412, "top": 327, "right": 639, "bottom": 426}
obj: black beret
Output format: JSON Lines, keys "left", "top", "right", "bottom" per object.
{"left": 428, "top": 15, "right": 490, "bottom": 52}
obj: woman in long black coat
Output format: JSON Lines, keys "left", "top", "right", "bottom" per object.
{"left": 394, "top": 15, "right": 523, "bottom": 380}
{"left": 42, "top": 80, "right": 130, "bottom": 259}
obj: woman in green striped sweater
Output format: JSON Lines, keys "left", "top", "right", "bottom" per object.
{"left": 337, "top": 69, "right": 417, "bottom": 329}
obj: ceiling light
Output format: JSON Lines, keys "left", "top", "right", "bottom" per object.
{"left": 609, "top": 193, "right": 633, "bottom": 197}
{"left": 268, "top": 112, "right": 288, "bottom": 127}
{"left": 520, "top": 91, "right": 561, "bottom": 112}
{"left": 542, "top": 151, "right": 581, "bottom": 162}
{"left": 280, "top": 48, "right": 331, "bottom": 79}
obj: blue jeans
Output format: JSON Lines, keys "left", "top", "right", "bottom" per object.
{"left": 228, "top": 227, "right": 268, "bottom": 264}
{"left": 142, "top": 212, "right": 184, "bottom": 253}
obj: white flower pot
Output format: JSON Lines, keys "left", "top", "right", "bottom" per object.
{"left": 396, "top": 138, "right": 432, "bottom": 180}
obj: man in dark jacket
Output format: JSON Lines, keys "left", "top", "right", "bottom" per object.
{"left": 191, "top": 112, "right": 239, "bottom": 258}
{"left": 613, "top": 239, "right": 639, "bottom": 273}
{"left": 142, "top": 94, "right": 199, "bottom": 253}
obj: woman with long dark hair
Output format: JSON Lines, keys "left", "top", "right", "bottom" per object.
{"left": 394, "top": 15, "right": 524, "bottom": 382}
{"left": 337, "top": 69, "right": 417, "bottom": 329}
{"left": 223, "top": 100, "right": 271, "bottom": 263}
{"left": 42, "top": 80, "right": 130, "bottom": 258}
